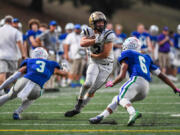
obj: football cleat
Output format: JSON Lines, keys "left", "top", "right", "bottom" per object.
{"left": 127, "top": 111, "right": 142, "bottom": 126}
{"left": 13, "top": 113, "right": 21, "bottom": 120}
{"left": 64, "top": 109, "right": 80, "bottom": 117}
{"left": 89, "top": 115, "right": 104, "bottom": 124}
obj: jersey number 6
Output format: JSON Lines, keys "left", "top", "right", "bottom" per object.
{"left": 36, "top": 60, "right": 46, "bottom": 73}
{"left": 138, "top": 56, "right": 148, "bottom": 74}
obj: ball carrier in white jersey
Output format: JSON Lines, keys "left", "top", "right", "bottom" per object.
{"left": 65, "top": 11, "right": 116, "bottom": 117}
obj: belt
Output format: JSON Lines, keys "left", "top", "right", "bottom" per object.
{"left": 101, "top": 63, "right": 109, "bottom": 65}
{"left": 101, "top": 62, "right": 113, "bottom": 66}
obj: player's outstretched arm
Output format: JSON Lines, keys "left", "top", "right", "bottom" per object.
{"left": 54, "top": 68, "right": 68, "bottom": 77}
{"left": 0, "top": 66, "right": 26, "bottom": 90}
{"left": 157, "top": 72, "right": 180, "bottom": 93}
{"left": 80, "top": 37, "right": 95, "bottom": 47}
{"left": 106, "top": 61, "right": 128, "bottom": 88}
{"left": 91, "top": 42, "right": 113, "bottom": 59}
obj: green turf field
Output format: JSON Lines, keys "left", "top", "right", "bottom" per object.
{"left": 0, "top": 79, "right": 180, "bottom": 135}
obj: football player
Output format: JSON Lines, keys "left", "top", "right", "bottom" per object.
{"left": 89, "top": 37, "right": 180, "bottom": 126}
{"left": 0, "top": 47, "right": 67, "bottom": 120}
{"left": 64, "top": 11, "right": 116, "bottom": 117}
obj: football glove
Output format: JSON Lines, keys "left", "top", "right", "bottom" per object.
{"left": 105, "top": 81, "right": 114, "bottom": 88}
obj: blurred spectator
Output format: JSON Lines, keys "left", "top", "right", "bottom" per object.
{"left": 149, "top": 25, "right": 159, "bottom": 62}
{"left": 106, "top": 23, "right": 113, "bottom": 30}
{"left": 58, "top": 23, "right": 74, "bottom": 87}
{"left": 131, "top": 23, "right": 152, "bottom": 54}
{"left": 158, "top": 26, "right": 173, "bottom": 74}
{"left": 166, "top": 30, "right": 178, "bottom": 81}
{"left": 12, "top": 18, "right": 27, "bottom": 66}
{"left": 64, "top": 24, "right": 86, "bottom": 87}
{"left": 39, "top": 23, "right": 48, "bottom": 32}
{"left": 115, "top": 24, "right": 127, "bottom": 42}
{"left": 26, "top": 18, "right": 41, "bottom": 57}
{"left": 36, "top": 20, "right": 59, "bottom": 90}
{"left": 0, "top": 15, "right": 25, "bottom": 94}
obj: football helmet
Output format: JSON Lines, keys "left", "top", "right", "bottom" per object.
{"left": 89, "top": 11, "right": 107, "bottom": 32}
{"left": 149, "top": 25, "right": 159, "bottom": 35}
{"left": 31, "top": 47, "right": 48, "bottom": 59}
{"left": 122, "top": 37, "right": 141, "bottom": 52}
{"left": 177, "top": 24, "right": 180, "bottom": 34}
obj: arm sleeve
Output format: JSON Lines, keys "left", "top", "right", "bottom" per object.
{"left": 37, "top": 30, "right": 48, "bottom": 40}
{"left": 117, "top": 51, "right": 129, "bottom": 64}
{"left": 53, "top": 61, "right": 61, "bottom": 69}
{"left": 20, "top": 59, "right": 28, "bottom": 67}
{"left": 0, "top": 72, "right": 22, "bottom": 90}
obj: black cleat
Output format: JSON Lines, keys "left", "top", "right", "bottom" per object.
{"left": 89, "top": 116, "right": 103, "bottom": 124}
{"left": 64, "top": 109, "right": 80, "bottom": 117}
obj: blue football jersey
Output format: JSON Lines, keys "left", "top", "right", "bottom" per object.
{"left": 20, "top": 58, "right": 60, "bottom": 88}
{"left": 131, "top": 31, "right": 150, "bottom": 49}
{"left": 150, "top": 35, "right": 158, "bottom": 42}
{"left": 118, "top": 50, "right": 159, "bottom": 81}
{"left": 174, "top": 33, "right": 180, "bottom": 49}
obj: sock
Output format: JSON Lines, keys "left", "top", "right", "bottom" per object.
{"left": 83, "top": 95, "right": 91, "bottom": 106}
{"left": 127, "top": 106, "right": 135, "bottom": 115}
{"left": 78, "top": 85, "right": 89, "bottom": 99}
{"left": 99, "top": 109, "right": 110, "bottom": 118}
{"left": 99, "top": 96, "right": 118, "bottom": 118}
{"left": 14, "top": 100, "right": 33, "bottom": 114}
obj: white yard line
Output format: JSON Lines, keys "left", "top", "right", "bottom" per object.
{"left": 0, "top": 123, "right": 180, "bottom": 127}
{"left": 5, "top": 102, "right": 180, "bottom": 106}
{"left": 0, "top": 111, "right": 178, "bottom": 115}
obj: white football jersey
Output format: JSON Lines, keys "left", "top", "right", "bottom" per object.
{"left": 82, "top": 29, "right": 116, "bottom": 64}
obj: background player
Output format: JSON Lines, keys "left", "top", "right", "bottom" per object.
{"left": 89, "top": 37, "right": 180, "bottom": 126}
{"left": 64, "top": 11, "right": 116, "bottom": 117}
{"left": 0, "top": 47, "right": 67, "bottom": 120}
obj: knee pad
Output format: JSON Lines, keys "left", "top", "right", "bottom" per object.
{"left": 83, "top": 80, "right": 92, "bottom": 89}
{"left": 119, "top": 98, "right": 131, "bottom": 108}
{"left": 9, "top": 87, "right": 17, "bottom": 99}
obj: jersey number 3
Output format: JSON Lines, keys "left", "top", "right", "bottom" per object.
{"left": 36, "top": 61, "right": 46, "bottom": 73}
{"left": 138, "top": 56, "right": 148, "bottom": 74}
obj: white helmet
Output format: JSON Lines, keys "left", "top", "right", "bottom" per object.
{"left": 149, "top": 25, "right": 159, "bottom": 35}
{"left": 31, "top": 47, "right": 48, "bottom": 59}
{"left": 177, "top": 24, "right": 180, "bottom": 34}
{"left": 122, "top": 37, "right": 141, "bottom": 51}
{"left": 65, "top": 23, "right": 74, "bottom": 30}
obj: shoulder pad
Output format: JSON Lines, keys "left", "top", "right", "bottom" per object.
{"left": 104, "top": 30, "right": 114, "bottom": 40}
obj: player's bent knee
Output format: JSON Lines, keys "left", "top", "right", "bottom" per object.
{"left": 83, "top": 81, "right": 92, "bottom": 89}
{"left": 119, "top": 98, "right": 131, "bottom": 108}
